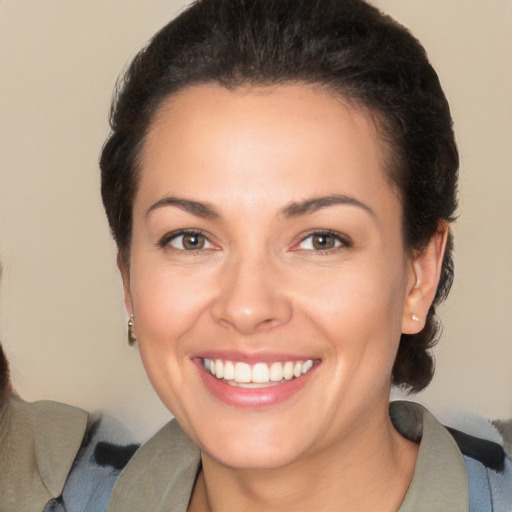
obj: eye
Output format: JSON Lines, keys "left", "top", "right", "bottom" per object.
{"left": 296, "top": 231, "right": 349, "bottom": 251}
{"left": 163, "top": 231, "right": 214, "bottom": 251}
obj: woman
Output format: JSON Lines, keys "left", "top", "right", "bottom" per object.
{"left": 100, "top": 0, "right": 512, "bottom": 510}
{"left": 0, "top": 266, "right": 137, "bottom": 512}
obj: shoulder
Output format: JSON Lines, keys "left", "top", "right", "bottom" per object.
{"left": 493, "top": 419, "right": 512, "bottom": 459}
{"left": 442, "top": 413, "right": 512, "bottom": 511}
{"left": 0, "top": 397, "right": 87, "bottom": 512}
{"left": 447, "top": 426, "right": 506, "bottom": 472}
{"left": 391, "top": 400, "right": 512, "bottom": 512}
{"left": 448, "top": 427, "right": 512, "bottom": 512}
{"left": 106, "top": 419, "right": 201, "bottom": 512}
{"left": 45, "top": 413, "right": 139, "bottom": 512}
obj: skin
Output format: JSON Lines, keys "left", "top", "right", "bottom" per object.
{"left": 121, "top": 84, "right": 447, "bottom": 511}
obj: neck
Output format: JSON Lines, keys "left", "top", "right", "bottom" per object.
{"left": 189, "top": 404, "right": 418, "bottom": 512}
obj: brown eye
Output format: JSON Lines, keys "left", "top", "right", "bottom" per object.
{"left": 167, "top": 232, "right": 212, "bottom": 251}
{"left": 182, "top": 233, "right": 205, "bottom": 250}
{"left": 312, "top": 233, "right": 336, "bottom": 250}
{"left": 297, "top": 231, "right": 348, "bottom": 251}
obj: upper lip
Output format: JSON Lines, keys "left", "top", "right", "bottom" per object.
{"left": 191, "top": 350, "right": 319, "bottom": 364}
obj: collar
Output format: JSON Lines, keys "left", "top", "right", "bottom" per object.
{"left": 107, "top": 418, "right": 201, "bottom": 512}
{"left": 392, "top": 401, "right": 469, "bottom": 512}
{"left": 0, "top": 396, "right": 88, "bottom": 512}
{"left": 107, "top": 401, "right": 469, "bottom": 512}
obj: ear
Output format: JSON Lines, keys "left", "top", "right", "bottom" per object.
{"left": 402, "top": 223, "right": 449, "bottom": 335}
{"left": 117, "top": 251, "right": 133, "bottom": 317}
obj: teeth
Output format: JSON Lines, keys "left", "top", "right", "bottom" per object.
{"left": 302, "top": 360, "right": 314, "bottom": 373}
{"left": 283, "top": 361, "right": 294, "bottom": 380}
{"left": 234, "top": 362, "right": 252, "bottom": 383}
{"left": 269, "top": 362, "right": 284, "bottom": 382}
{"left": 215, "top": 359, "right": 223, "bottom": 379}
{"left": 252, "top": 363, "right": 269, "bottom": 383}
{"left": 203, "top": 358, "right": 315, "bottom": 384}
{"left": 224, "top": 361, "right": 234, "bottom": 380}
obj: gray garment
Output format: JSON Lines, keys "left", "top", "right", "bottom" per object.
{"left": 44, "top": 414, "right": 137, "bottom": 512}
{"left": 493, "top": 419, "right": 512, "bottom": 458}
{"left": 106, "top": 420, "right": 200, "bottom": 512}
{"left": 391, "top": 401, "right": 468, "bottom": 511}
{"left": 106, "top": 401, "right": 470, "bottom": 512}
{"left": 0, "top": 396, "right": 88, "bottom": 512}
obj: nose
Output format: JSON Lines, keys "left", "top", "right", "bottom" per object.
{"left": 211, "top": 254, "right": 293, "bottom": 335}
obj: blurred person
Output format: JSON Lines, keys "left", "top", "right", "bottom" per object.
{"left": 0, "top": 263, "right": 137, "bottom": 512}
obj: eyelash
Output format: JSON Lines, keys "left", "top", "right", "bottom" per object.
{"left": 158, "top": 230, "right": 215, "bottom": 253}
{"left": 158, "top": 229, "right": 351, "bottom": 255}
{"left": 294, "top": 230, "right": 352, "bottom": 253}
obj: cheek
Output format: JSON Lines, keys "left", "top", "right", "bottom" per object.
{"left": 131, "top": 263, "right": 211, "bottom": 331}
{"left": 129, "top": 263, "right": 216, "bottom": 354}
{"left": 128, "top": 265, "right": 216, "bottom": 413}
{"left": 292, "top": 258, "right": 408, "bottom": 387}
{"left": 298, "top": 261, "right": 406, "bottom": 333}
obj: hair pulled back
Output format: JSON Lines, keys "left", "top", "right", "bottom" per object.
{"left": 100, "top": 0, "right": 458, "bottom": 393}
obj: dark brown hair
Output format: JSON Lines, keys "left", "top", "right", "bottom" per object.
{"left": 100, "top": 0, "right": 458, "bottom": 392}
{"left": 0, "top": 344, "right": 11, "bottom": 406}
{"left": 0, "top": 264, "right": 11, "bottom": 404}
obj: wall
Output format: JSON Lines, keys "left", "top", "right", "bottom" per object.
{"left": 0, "top": 0, "right": 511, "bottom": 440}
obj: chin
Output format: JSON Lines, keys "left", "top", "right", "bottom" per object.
{"left": 191, "top": 416, "right": 315, "bottom": 470}
{"left": 205, "top": 440, "right": 307, "bottom": 470}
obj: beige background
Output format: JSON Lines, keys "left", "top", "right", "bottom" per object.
{"left": 0, "top": 0, "right": 511, "bottom": 440}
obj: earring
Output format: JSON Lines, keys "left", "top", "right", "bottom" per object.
{"left": 128, "top": 315, "right": 137, "bottom": 346}
{"left": 411, "top": 313, "right": 420, "bottom": 322}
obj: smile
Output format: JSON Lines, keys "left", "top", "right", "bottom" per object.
{"left": 202, "top": 358, "right": 315, "bottom": 387}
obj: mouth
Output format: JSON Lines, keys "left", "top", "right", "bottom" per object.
{"left": 201, "top": 358, "right": 315, "bottom": 388}
{"left": 195, "top": 352, "right": 319, "bottom": 407}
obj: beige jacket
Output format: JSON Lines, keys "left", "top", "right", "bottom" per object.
{"left": 0, "top": 396, "right": 87, "bottom": 512}
{"left": 106, "top": 402, "right": 472, "bottom": 512}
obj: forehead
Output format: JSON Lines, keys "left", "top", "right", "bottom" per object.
{"left": 147, "top": 83, "right": 384, "bottom": 144}
{"left": 138, "top": 83, "right": 398, "bottom": 217}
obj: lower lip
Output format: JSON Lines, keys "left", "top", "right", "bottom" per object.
{"left": 196, "top": 361, "right": 316, "bottom": 409}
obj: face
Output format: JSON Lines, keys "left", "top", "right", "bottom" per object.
{"left": 124, "top": 84, "right": 422, "bottom": 469}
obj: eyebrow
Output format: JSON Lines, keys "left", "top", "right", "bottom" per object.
{"left": 146, "top": 193, "right": 374, "bottom": 220}
{"left": 146, "top": 196, "right": 221, "bottom": 219}
{"left": 281, "top": 194, "right": 375, "bottom": 218}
